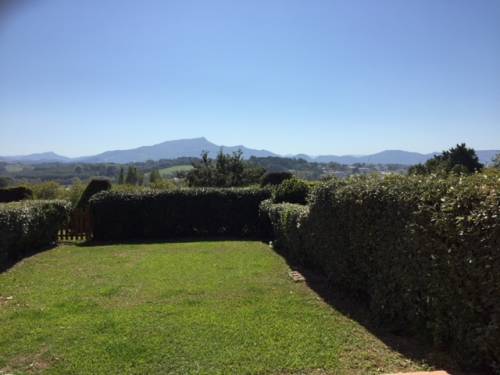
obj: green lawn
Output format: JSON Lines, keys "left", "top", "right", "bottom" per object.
{"left": 0, "top": 241, "right": 430, "bottom": 374}
{"left": 159, "top": 164, "right": 193, "bottom": 177}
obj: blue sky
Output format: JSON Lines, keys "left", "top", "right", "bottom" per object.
{"left": 0, "top": 0, "right": 499, "bottom": 157}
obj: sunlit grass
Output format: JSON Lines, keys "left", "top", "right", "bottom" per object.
{"left": 0, "top": 241, "right": 428, "bottom": 374}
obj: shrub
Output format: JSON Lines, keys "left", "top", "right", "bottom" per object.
{"left": 272, "top": 178, "right": 310, "bottom": 204}
{"left": 67, "top": 179, "right": 86, "bottom": 207}
{"left": 0, "top": 186, "right": 33, "bottom": 203}
{"left": 0, "top": 176, "right": 13, "bottom": 188}
{"left": 260, "top": 171, "right": 293, "bottom": 186}
{"left": 76, "top": 179, "right": 111, "bottom": 209}
{"left": 260, "top": 199, "right": 309, "bottom": 264}
{"left": 261, "top": 174, "right": 500, "bottom": 371}
{"left": 29, "top": 181, "right": 64, "bottom": 200}
{"left": 0, "top": 200, "right": 70, "bottom": 268}
{"left": 90, "top": 187, "right": 272, "bottom": 241}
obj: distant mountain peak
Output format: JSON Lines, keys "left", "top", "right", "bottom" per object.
{"left": 0, "top": 139, "right": 498, "bottom": 165}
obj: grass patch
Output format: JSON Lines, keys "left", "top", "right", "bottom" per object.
{"left": 159, "top": 165, "right": 193, "bottom": 177}
{"left": 0, "top": 241, "right": 431, "bottom": 374}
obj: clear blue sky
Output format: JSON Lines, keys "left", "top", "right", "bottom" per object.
{"left": 1, "top": 0, "right": 499, "bottom": 157}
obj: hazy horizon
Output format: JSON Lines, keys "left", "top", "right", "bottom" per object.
{"left": 1, "top": 136, "right": 500, "bottom": 160}
{"left": 1, "top": 0, "right": 499, "bottom": 157}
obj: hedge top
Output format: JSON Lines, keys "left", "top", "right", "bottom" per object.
{"left": 76, "top": 179, "right": 112, "bottom": 209}
{"left": 0, "top": 186, "right": 33, "bottom": 203}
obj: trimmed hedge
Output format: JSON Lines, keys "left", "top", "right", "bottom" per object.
{"left": 0, "top": 186, "right": 33, "bottom": 203}
{"left": 272, "top": 178, "right": 310, "bottom": 204}
{"left": 76, "top": 179, "right": 111, "bottom": 208}
{"left": 260, "top": 172, "right": 293, "bottom": 186}
{"left": 90, "top": 188, "right": 272, "bottom": 241}
{"left": 0, "top": 200, "right": 70, "bottom": 268}
{"left": 260, "top": 200, "right": 309, "bottom": 264}
{"left": 261, "top": 173, "right": 500, "bottom": 371}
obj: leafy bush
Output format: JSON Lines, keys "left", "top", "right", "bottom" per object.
{"left": 76, "top": 179, "right": 111, "bottom": 209}
{"left": 66, "top": 179, "right": 86, "bottom": 207}
{"left": 260, "top": 199, "right": 309, "bottom": 264}
{"left": 0, "top": 200, "right": 70, "bottom": 268}
{"left": 0, "top": 176, "right": 14, "bottom": 188}
{"left": 28, "top": 181, "right": 64, "bottom": 200}
{"left": 260, "top": 171, "right": 293, "bottom": 186}
{"left": 261, "top": 173, "right": 500, "bottom": 371}
{"left": 272, "top": 178, "right": 310, "bottom": 204}
{"left": 0, "top": 186, "right": 33, "bottom": 203}
{"left": 90, "top": 187, "right": 272, "bottom": 241}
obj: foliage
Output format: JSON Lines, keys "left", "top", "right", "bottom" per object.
{"left": 75, "top": 179, "right": 112, "bottom": 209}
{"left": 2, "top": 181, "right": 85, "bottom": 207}
{"left": 66, "top": 179, "right": 86, "bottom": 207}
{"left": 260, "top": 171, "right": 293, "bottom": 186}
{"left": 261, "top": 173, "right": 500, "bottom": 371}
{"left": 186, "top": 150, "right": 265, "bottom": 187}
{"left": 27, "top": 181, "right": 64, "bottom": 200}
{"left": 260, "top": 200, "right": 310, "bottom": 264}
{"left": 493, "top": 153, "right": 500, "bottom": 169}
{"left": 272, "top": 178, "right": 310, "bottom": 204}
{"left": 125, "top": 166, "right": 141, "bottom": 185}
{"left": 0, "top": 200, "right": 70, "bottom": 268}
{"left": 118, "top": 167, "right": 125, "bottom": 184}
{"left": 0, "top": 176, "right": 13, "bottom": 188}
{"left": 0, "top": 186, "right": 33, "bottom": 203}
{"left": 1, "top": 156, "right": 410, "bottom": 186}
{"left": 90, "top": 187, "right": 272, "bottom": 240}
{"left": 409, "top": 143, "right": 483, "bottom": 175}
{"left": 150, "top": 179, "right": 176, "bottom": 190}
{"left": 149, "top": 168, "right": 162, "bottom": 184}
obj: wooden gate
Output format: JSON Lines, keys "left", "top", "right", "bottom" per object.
{"left": 58, "top": 208, "right": 92, "bottom": 241}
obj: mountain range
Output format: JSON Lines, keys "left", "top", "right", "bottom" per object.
{"left": 1, "top": 137, "right": 498, "bottom": 166}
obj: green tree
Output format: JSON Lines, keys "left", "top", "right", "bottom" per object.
{"left": 187, "top": 151, "right": 215, "bottom": 187}
{"left": 150, "top": 169, "right": 162, "bottom": 184}
{"left": 118, "top": 167, "right": 125, "bottom": 184}
{"left": 409, "top": 143, "right": 483, "bottom": 175}
{"left": 187, "top": 150, "right": 264, "bottom": 187}
{"left": 137, "top": 170, "right": 144, "bottom": 186}
{"left": 0, "top": 176, "right": 13, "bottom": 188}
{"left": 125, "top": 166, "right": 138, "bottom": 185}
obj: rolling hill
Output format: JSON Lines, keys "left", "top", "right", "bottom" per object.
{"left": 1, "top": 138, "right": 498, "bottom": 165}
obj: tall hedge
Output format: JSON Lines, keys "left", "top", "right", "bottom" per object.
{"left": 0, "top": 200, "right": 70, "bottom": 268}
{"left": 76, "top": 179, "right": 111, "bottom": 209}
{"left": 260, "top": 200, "right": 309, "bottom": 264}
{"left": 261, "top": 173, "right": 500, "bottom": 371}
{"left": 260, "top": 172, "right": 293, "bottom": 186}
{"left": 90, "top": 188, "right": 272, "bottom": 241}
{"left": 0, "top": 186, "right": 33, "bottom": 203}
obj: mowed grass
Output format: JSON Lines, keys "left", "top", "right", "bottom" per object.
{"left": 0, "top": 241, "right": 429, "bottom": 374}
{"left": 159, "top": 164, "right": 193, "bottom": 177}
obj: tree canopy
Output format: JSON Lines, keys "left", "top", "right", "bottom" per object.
{"left": 186, "top": 150, "right": 265, "bottom": 187}
{"left": 409, "top": 143, "right": 483, "bottom": 175}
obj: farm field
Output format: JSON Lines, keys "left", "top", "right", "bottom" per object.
{"left": 0, "top": 241, "right": 431, "bottom": 375}
{"left": 159, "top": 164, "right": 193, "bottom": 177}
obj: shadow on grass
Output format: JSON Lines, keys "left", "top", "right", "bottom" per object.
{"left": 274, "top": 248, "right": 485, "bottom": 375}
{"left": 0, "top": 243, "right": 58, "bottom": 273}
{"left": 73, "top": 236, "right": 266, "bottom": 247}
{"left": 72, "top": 236, "right": 478, "bottom": 375}
{"left": 2, "top": 237, "right": 485, "bottom": 374}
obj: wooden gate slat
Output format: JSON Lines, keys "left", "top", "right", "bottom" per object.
{"left": 58, "top": 207, "right": 92, "bottom": 242}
